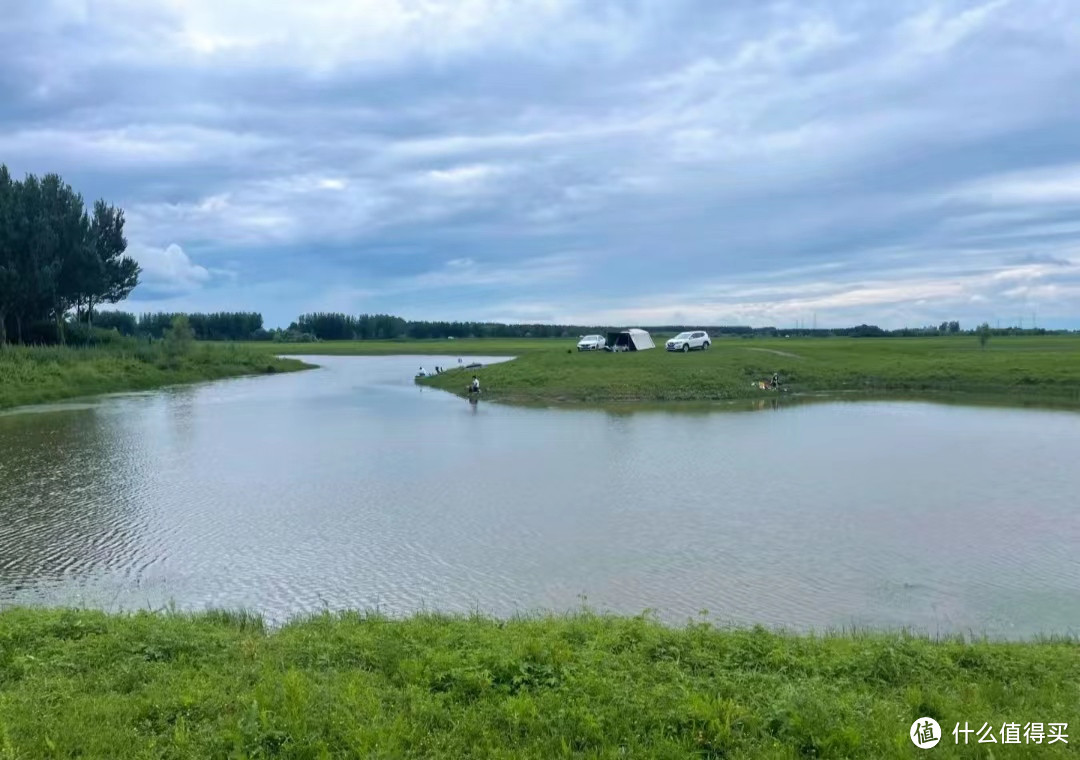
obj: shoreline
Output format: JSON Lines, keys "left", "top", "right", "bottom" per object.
{"left": 0, "top": 343, "right": 312, "bottom": 412}
{"left": 411, "top": 334, "right": 1080, "bottom": 411}
{"left": 6, "top": 335, "right": 1080, "bottom": 413}
{"left": 421, "top": 383, "right": 1080, "bottom": 413}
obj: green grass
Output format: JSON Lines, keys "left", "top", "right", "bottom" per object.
{"left": 0, "top": 609, "right": 1075, "bottom": 759}
{"left": 0, "top": 342, "right": 310, "bottom": 410}
{"left": 406, "top": 335, "right": 1080, "bottom": 407}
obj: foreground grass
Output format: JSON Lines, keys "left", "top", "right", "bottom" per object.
{"left": 0, "top": 610, "right": 1076, "bottom": 759}
{"left": 0, "top": 343, "right": 309, "bottom": 410}
{"left": 412, "top": 335, "right": 1080, "bottom": 407}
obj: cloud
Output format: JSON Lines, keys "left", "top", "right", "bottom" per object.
{"left": 951, "top": 164, "right": 1080, "bottom": 206}
{"left": 898, "top": 0, "right": 1010, "bottom": 56}
{"left": 484, "top": 259, "right": 1080, "bottom": 329}
{"left": 3, "top": 0, "right": 1080, "bottom": 327}
{"left": 0, "top": 125, "right": 274, "bottom": 170}
{"left": 418, "top": 164, "right": 507, "bottom": 193}
{"left": 129, "top": 243, "right": 212, "bottom": 294}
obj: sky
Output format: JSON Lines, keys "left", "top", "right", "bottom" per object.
{"left": 3, "top": 0, "right": 1080, "bottom": 329}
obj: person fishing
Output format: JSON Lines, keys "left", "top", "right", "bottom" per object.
{"left": 469, "top": 375, "right": 480, "bottom": 394}
{"left": 771, "top": 372, "right": 780, "bottom": 389}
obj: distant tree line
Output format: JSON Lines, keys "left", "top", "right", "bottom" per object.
{"left": 0, "top": 166, "right": 139, "bottom": 345}
{"left": 137, "top": 312, "right": 264, "bottom": 340}
{"left": 288, "top": 315, "right": 1040, "bottom": 341}
{"left": 270, "top": 314, "right": 1071, "bottom": 341}
{"left": 292, "top": 313, "right": 409, "bottom": 340}
{"left": 290, "top": 313, "right": 624, "bottom": 340}
{"left": 82, "top": 311, "right": 266, "bottom": 341}
{"left": 40, "top": 307, "right": 1073, "bottom": 345}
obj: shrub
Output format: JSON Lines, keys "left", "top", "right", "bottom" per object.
{"left": 163, "top": 315, "right": 195, "bottom": 359}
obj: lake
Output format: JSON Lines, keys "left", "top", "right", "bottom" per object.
{"left": 1, "top": 355, "right": 1078, "bottom": 638}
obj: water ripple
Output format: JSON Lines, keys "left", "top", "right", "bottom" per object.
{"left": 2, "top": 357, "right": 1079, "bottom": 636}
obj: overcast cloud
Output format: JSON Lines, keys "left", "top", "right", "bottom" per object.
{"left": 3, "top": 0, "right": 1080, "bottom": 328}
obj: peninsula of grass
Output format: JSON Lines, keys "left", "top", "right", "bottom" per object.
{"left": 0, "top": 342, "right": 309, "bottom": 411}
{"left": 410, "top": 335, "right": 1080, "bottom": 408}
{"left": 0, "top": 609, "right": 1076, "bottom": 759}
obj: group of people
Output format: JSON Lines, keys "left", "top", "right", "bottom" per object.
{"left": 417, "top": 364, "right": 481, "bottom": 397}
{"left": 754, "top": 373, "right": 782, "bottom": 391}
{"left": 419, "top": 358, "right": 467, "bottom": 377}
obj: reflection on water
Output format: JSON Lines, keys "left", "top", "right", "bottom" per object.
{"left": 1, "top": 355, "right": 1079, "bottom": 638}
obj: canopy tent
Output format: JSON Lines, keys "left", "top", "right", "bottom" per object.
{"left": 606, "top": 328, "right": 655, "bottom": 351}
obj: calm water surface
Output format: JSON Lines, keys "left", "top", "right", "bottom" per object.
{"left": 2, "top": 355, "right": 1079, "bottom": 637}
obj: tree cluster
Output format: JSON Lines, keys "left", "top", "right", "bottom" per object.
{"left": 291, "top": 313, "right": 615, "bottom": 340}
{"left": 292, "top": 313, "right": 408, "bottom": 340}
{"left": 0, "top": 166, "right": 140, "bottom": 345}
{"left": 287, "top": 315, "right": 940, "bottom": 341}
{"left": 137, "top": 312, "right": 264, "bottom": 341}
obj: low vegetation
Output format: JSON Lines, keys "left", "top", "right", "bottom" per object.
{"left": 0, "top": 608, "right": 1075, "bottom": 759}
{"left": 414, "top": 335, "right": 1080, "bottom": 407}
{"left": 0, "top": 328, "right": 308, "bottom": 410}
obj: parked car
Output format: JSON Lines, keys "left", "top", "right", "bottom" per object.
{"left": 666, "top": 331, "right": 710, "bottom": 352}
{"left": 577, "top": 334, "right": 607, "bottom": 351}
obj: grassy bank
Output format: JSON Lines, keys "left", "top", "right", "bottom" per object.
{"left": 0, "top": 342, "right": 309, "bottom": 410}
{"left": 0, "top": 609, "right": 1076, "bottom": 758}
{"left": 408, "top": 335, "right": 1080, "bottom": 407}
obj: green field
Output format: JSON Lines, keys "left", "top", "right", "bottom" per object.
{"left": 0, "top": 343, "right": 309, "bottom": 411}
{"left": 0, "top": 609, "right": 1075, "bottom": 759}
{"left": 401, "top": 335, "right": 1080, "bottom": 407}
{"left": 9, "top": 335, "right": 1078, "bottom": 411}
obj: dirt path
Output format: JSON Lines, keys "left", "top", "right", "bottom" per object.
{"left": 744, "top": 347, "right": 803, "bottom": 359}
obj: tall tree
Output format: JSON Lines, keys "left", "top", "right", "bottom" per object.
{"left": 0, "top": 165, "right": 16, "bottom": 345}
{"left": 11, "top": 174, "right": 60, "bottom": 343}
{"left": 39, "top": 174, "right": 93, "bottom": 344}
{"left": 89, "top": 201, "right": 138, "bottom": 324}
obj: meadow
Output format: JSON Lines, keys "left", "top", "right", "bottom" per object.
{"left": 0, "top": 608, "right": 1076, "bottom": 759}
{"left": 0, "top": 342, "right": 308, "bottom": 410}
{"left": 410, "top": 335, "right": 1080, "bottom": 407}
{"left": 8, "top": 334, "right": 1079, "bottom": 411}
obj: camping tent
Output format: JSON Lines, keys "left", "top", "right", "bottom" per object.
{"left": 606, "top": 328, "right": 656, "bottom": 352}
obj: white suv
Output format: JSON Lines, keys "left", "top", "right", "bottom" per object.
{"left": 576, "top": 334, "right": 606, "bottom": 351}
{"left": 666, "top": 331, "right": 710, "bottom": 352}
